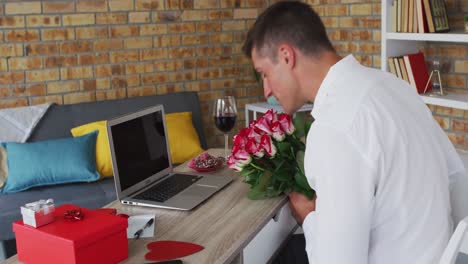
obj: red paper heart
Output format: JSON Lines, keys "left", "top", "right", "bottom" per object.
{"left": 145, "top": 241, "right": 204, "bottom": 261}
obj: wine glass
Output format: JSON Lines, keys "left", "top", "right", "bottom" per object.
{"left": 213, "top": 96, "right": 237, "bottom": 159}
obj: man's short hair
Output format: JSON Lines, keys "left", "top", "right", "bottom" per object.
{"left": 242, "top": 1, "right": 335, "bottom": 60}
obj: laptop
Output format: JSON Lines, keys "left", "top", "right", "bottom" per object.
{"left": 106, "top": 105, "right": 233, "bottom": 210}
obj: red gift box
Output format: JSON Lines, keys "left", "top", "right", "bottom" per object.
{"left": 13, "top": 204, "right": 128, "bottom": 264}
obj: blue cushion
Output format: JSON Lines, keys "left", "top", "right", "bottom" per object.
{"left": 1, "top": 131, "right": 100, "bottom": 194}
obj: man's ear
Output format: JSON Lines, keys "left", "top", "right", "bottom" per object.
{"left": 278, "top": 44, "right": 296, "bottom": 69}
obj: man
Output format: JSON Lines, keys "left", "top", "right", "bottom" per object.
{"left": 242, "top": 1, "right": 467, "bottom": 263}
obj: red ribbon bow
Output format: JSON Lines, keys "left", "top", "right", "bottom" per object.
{"left": 64, "top": 209, "right": 84, "bottom": 221}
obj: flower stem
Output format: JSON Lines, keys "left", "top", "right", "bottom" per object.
{"left": 250, "top": 162, "right": 266, "bottom": 172}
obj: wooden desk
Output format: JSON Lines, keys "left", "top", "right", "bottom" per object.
{"left": 5, "top": 149, "right": 297, "bottom": 264}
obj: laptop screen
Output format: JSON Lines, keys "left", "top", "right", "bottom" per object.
{"left": 110, "top": 109, "right": 170, "bottom": 192}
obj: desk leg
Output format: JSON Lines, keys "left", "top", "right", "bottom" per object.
{"left": 0, "top": 242, "right": 6, "bottom": 261}
{"left": 231, "top": 252, "right": 243, "bottom": 264}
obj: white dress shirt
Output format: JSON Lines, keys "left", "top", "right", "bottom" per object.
{"left": 302, "top": 55, "right": 466, "bottom": 264}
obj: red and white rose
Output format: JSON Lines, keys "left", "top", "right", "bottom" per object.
{"left": 227, "top": 109, "right": 314, "bottom": 200}
{"left": 227, "top": 110, "right": 288, "bottom": 171}
{"left": 278, "top": 113, "right": 295, "bottom": 135}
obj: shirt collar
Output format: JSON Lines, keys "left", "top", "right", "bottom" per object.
{"left": 311, "top": 55, "right": 359, "bottom": 119}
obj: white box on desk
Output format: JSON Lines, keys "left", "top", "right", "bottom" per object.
{"left": 20, "top": 203, "right": 55, "bottom": 228}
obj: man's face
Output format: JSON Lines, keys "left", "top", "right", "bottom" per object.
{"left": 251, "top": 47, "right": 301, "bottom": 114}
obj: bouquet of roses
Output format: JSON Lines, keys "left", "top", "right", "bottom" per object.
{"left": 227, "top": 109, "right": 315, "bottom": 200}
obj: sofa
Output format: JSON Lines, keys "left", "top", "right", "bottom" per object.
{"left": 0, "top": 91, "right": 206, "bottom": 259}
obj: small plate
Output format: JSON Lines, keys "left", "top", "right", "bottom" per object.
{"left": 189, "top": 161, "right": 223, "bottom": 172}
{"left": 188, "top": 154, "right": 224, "bottom": 172}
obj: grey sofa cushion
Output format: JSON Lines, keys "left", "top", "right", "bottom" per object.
{"left": 0, "top": 92, "right": 206, "bottom": 242}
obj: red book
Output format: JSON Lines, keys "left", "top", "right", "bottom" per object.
{"left": 416, "top": 0, "right": 428, "bottom": 33}
{"left": 403, "top": 52, "right": 432, "bottom": 94}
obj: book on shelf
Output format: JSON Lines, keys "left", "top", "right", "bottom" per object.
{"left": 415, "top": 0, "right": 429, "bottom": 33}
{"left": 429, "top": 0, "right": 450, "bottom": 32}
{"left": 422, "top": 0, "right": 436, "bottom": 32}
{"left": 392, "top": 0, "right": 449, "bottom": 33}
{"left": 392, "top": 0, "right": 398, "bottom": 33}
{"left": 403, "top": 57, "right": 416, "bottom": 90}
{"left": 413, "top": 0, "right": 419, "bottom": 32}
{"left": 387, "top": 52, "right": 432, "bottom": 94}
{"left": 402, "top": 0, "right": 408, "bottom": 32}
{"left": 388, "top": 58, "right": 397, "bottom": 76}
{"left": 398, "top": 57, "right": 410, "bottom": 83}
{"left": 403, "top": 52, "right": 432, "bottom": 94}
{"left": 393, "top": 57, "right": 403, "bottom": 79}
{"left": 387, "top": 56, "right": 409, "bottom": 84}
{"left": 397, "top": 0, "right": 402, "bottom": 32}
{"left": 422, "top": 0, "right": 449, "bottom": 33}
{"left": 408, "top": 0, "right": 414, "bottom": 33}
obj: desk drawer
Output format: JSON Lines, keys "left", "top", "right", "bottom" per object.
{"left": 243, "top": 203, "right": 297, "bottom": 264}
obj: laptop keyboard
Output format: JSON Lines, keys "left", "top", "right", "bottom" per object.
{"left": 134, "top": 174, "right": 202, "bottom": 202}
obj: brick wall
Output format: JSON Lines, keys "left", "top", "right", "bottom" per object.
{"left": 0, "top": 0, "right": 265, "bottom": 148}
{"left": 0, "top": 0, "right": 467, "bottom": 150}
{"left": 316, "top": 1, "right": 381, "bottom": 68}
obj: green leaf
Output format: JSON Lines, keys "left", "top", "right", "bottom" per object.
{"left": 276, "top": 141, "right": 291, "bottom": 155}
{"left": 248, "top": 188, "right": 267, "bottom": 200}
{"left": 277, "top": 182, "right": 287, "bottom": 193}
{"left": 294, "top": 170, "right": 310, "bottom": 191}
{"left": 292, "top": 185, "right": 315, "bottom": 200}
{"left": 274, "top": 171, "right": 291, "bottom": 182}
{"left": 271, "top": 158, "right": 284, "bottom": 168}
{"left": 296, "top": 150, "right": 305, "bottom": 175}
{"left": 240, "top": 167, "right": 256, "bottom": 177}
{"left": 244, "top": 176, "right": 256, "bottom": 185}
{"left": 265, "top": 187, "right": 282, "bottom": 197}
{"left": 293, "top": 113, "right": 306, "bottom": 138}
{"left": 247, "top": 170, "right": 273, "bottom": 200}
{"left": 305, "top": 121, "right": 312, "bottom": 136}
{"left": 273, "top": 161, "right": 294, "bottom": 181}
{"left": 257, "top": 170, "right": 272, "bottom": 189}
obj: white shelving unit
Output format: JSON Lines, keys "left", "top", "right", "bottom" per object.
{"left": 381, "top": 0, "right": 468, "bottom": 162}
{"left": 381, "top": 0, "right": 468, "bottom": 110}
{"left": 421, "top": 93, "right": 468, "bottom": 110}
{"left": 386, "top": 32, "right": 468, "bottom": 42}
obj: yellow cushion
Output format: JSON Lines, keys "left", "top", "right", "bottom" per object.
{"left": 165, "top": 112, "right": 204, "bottom": 164}
{"left": 71, "top": 121, "right": 113, "bottom": 177}
{"left": 71, "top": 113, "right": 204, "bottom": 176}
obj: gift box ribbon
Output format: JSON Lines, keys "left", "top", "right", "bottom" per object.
{"left": 25, "top": 199, "right": 54, "bottom": 214}
{"left": 64, "top": 209, "right": 84, "bottom": 221}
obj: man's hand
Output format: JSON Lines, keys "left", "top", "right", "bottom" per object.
{"left": 288, "top": 192, "right": 317, "bottom": 226}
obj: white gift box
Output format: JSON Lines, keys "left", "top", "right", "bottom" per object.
{"left": 20, "top": 199, "right": 55, "bottom": 228}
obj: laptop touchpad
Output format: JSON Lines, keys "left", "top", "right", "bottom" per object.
{"left": 181, "top": 185, "right": 215, "bottom": 198}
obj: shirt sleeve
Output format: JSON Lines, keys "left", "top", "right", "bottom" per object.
{"left": 435, "top": 122, "right": 468, "bottom": 224}
{"left": 302, "top": 124, "right": 376, "bottom": 264}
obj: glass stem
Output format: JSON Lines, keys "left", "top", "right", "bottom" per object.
{"left": 224, "top": 133, "right": 228, "bottom": 158}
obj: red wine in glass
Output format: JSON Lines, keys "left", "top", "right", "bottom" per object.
{"left": 214, "top": 114, "right": 237, "bottom": 133}
{"left": 213, "top": 96, "right": 237, "bottom": 158}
